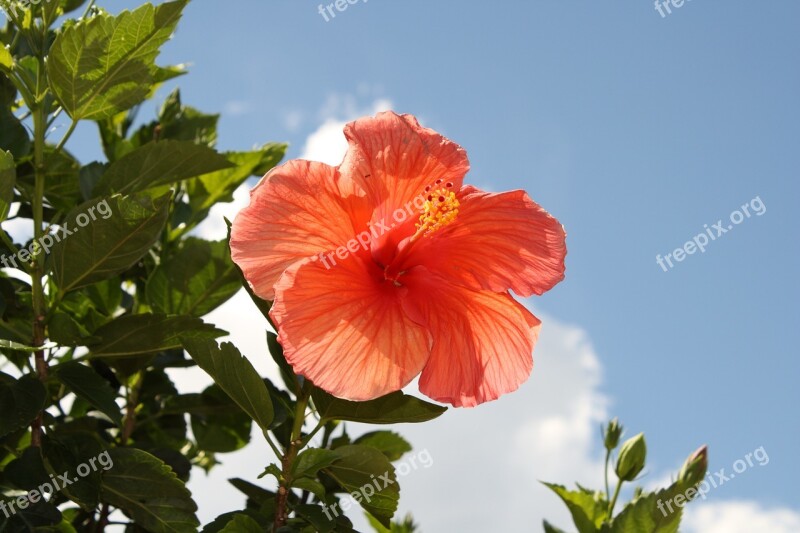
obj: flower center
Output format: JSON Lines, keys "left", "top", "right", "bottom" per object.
{"left": 411, "top": 186, "right": 460, "bottom": 241}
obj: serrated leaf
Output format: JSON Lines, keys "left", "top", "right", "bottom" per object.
{"left": 51, "top": 361, "right": 122, "bottom": 425}
{"left": 49, "top": 193, "right": 170, "bottom": 292}
{"left": 146, "top": 238, "right": 240, "bottom": 316}
{"left": 542, "top": 482, "right": 606, "bottom": 533}
{"left": 187, "top": 145, "right": 286, "bottom": 214}
{"left": 354, "top": 431, "right": 412, "bottom": 462}
{"left": 292, "top": 448, "right": 339, "bottom": 480}
{"left": 92, "top": 140, "right": 232, "bottom": 196}
{"left": 181, "top": 337, "right": 273, "bottom": 432}
{"left": 100, "top": 448, "right": 198, "bottom": 533}
{"left": 88, "top": 313, "right": 225, "bottom": 357}
{"left": 611, "top": 485, "right": 683, "bottom": 533}
{"left": 324, "top": 445, "right": 399, "bottom": 528}
{"left": 0, "top": 375, "right": 47, "bottom": 437}
{"left": 313, "top": 389, "right": 446, "bottom": 425}
{"left": 48, "top": 0, "right": 188, "bottom": 120}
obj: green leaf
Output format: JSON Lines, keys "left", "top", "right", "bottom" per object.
{"left": 219, "top": 514, "right": 263, "bottom": 533}
{"left": 146, "top": 238, "right": 241, "bottom": 316}
{"left": 186, "top": 144, "right": 286, "bottom": 214}
{"left": 292, "top": 448, "right": 339, "bottom": 480}
{"left": 50, "top": 193, "right": 170, "bottom": 293}
{"left": 16, "top": 147, "right": 82, "bottom": 211}
{"left": 181, "top": 337, "right": 274, "bottom": 432}
{"left": 294, "top": 503, "right": 336, "bottom": 533}
{"left": 542, "top": 482, "right": 607, "bottom": 533}
{"left": 48, "top": 0, "right": 189, "bottom": 120}
{"left": 610, "top": 485, "right": 683, "bottom": 533}
{"left": 324, "top": 445, "right": 400, "bottom": 528}
{"left": 267, "top": 331, "right": 297, "bottom": 394}
{"left": 0, "top": 46, "right": 12, "bottom": 71}
{"left": 313, "top": 389, "right": 447, "bottom": 425}
{"left": 4, "top": 446, "right": 50, "bottom": 490}
{"left": 543, "top": 520, "right": 569, "bottom": 533}
{"left": 0, "top": 149, "right": 14, "bottom": 222}
{"left": 291, "top": 476, "right": 327, "bottom": 500}
{"left": 89, "top": 313, "right": 225, "bottom": 357}
{"left": 0, "top": 375, "right": 47, "bottom": 437}
{"left": 354, "top": 431, "right": 412, "bottom": 462}
{"left": 51, "top": 361, "right": 122, "bottom": 425}
{"left": 42, "top": 431, "right": 107, "bottom": 508}
{"left": 100, "top": 448, "right": 199, "bottom": 533}
{"left": 92, "top": 140, "right": 232, "bottom": 196}
{"left": 191, "top": 385, "right": 251, "bottom": 453}
{"left": 0, "top": 107, "right": 31, "bottom": 159}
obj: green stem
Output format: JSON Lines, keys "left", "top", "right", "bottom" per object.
{"left": 604, "top": 449, "right": 611, "bottom": 503}
{"left": 29, "top": 70, "right": 47, "bottom": 448}
{"left": 52, "top": 118, "right": 78, "bottom": 155}
{"left": 608, "top": 479, "right": 623, "bottom": 517}
{"left": 274, "top": 381, "right": 311, "bottom": 528}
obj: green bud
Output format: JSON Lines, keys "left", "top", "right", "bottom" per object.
{"left": 604, "top": 418, "right": 623, "bottom": 451}
{"left": 678, "top": 445, "right": 708, "bottom": 490}
{"left": 615, "top": 433, "right": 647, "bottom": 481}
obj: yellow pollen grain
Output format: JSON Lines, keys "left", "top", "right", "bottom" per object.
{"left": 414, "top": 188, "right": 460, "bottom": 239}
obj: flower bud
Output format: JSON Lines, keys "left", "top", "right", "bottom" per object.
{"left": 678, "top": 445, "right": 708, "bottom": 490}
{"left": 604, "top": 418, "right": 623, "bottom": 451}
{"left": 615, "top": 433, "right": 647, "bottom": 481}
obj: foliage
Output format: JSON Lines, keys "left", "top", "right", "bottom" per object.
{"left": 543, "top": 418, "right": 709, "bottom": 533}
{"left": 0, "top": 1, "right": 446, "bottom": 531}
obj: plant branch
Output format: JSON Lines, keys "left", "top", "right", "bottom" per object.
{"left": 274, "top": 381, "right": 311, "bottom": 528}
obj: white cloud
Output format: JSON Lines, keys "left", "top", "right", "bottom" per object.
{"left": 684, "top": 501, "right": 800, "bottom": 533}
{"left": 301, "top": 97, "right": 393, "bottom": 165}
{"left": 222, "top": 100, "right": 252, "bottom": 117}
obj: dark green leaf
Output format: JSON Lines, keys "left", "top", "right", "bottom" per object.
{"left": 51, "top": 361, "right": 122, "bottom": 425}
{"left": 191, "top": 385, "right": 251, "bottom": 453}
{"left": 0, "top": 375, "right": 47, "bottom": 437}
{"left": 324, "top": 445, "right": 399, "bottom": 528}
{"left": 50, "top": 193, "right": 171, "bottom": 293}
{"left": 181, "top": 338, "right": 274, "bottom": 432}
{"left": 89, "top": 313, "right": 225, "bottom": 357}
{"left": 0, "top": 149, "right": 14, "bottom": 222}
{"left": 100, "top": 448, "right": 198, "bottom": 532}
{"left": 292, "top": 448, "right": 339, "bottom": 480}
{"left": 354, "top": 431, "right": 412, "bottom": 462}
{"left": 313, "top": 389, "right": 447, "bottom": 425}
{"left": 146, "top": 238, "right": 240, "bottom": 316}
{"left": 543, "top": 520, "right": 570, "bottom": 533}
{"left": 219, "top": 514, "right": 263, "bottom": 533}
{"left": 93, "top": 140, "right": 232, "bottom": 196}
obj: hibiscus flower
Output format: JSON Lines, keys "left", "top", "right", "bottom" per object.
{"left": 230, "top": 112, "right": 566, "bottom": 407}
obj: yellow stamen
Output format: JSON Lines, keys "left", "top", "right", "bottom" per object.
{"left": 412, "top": 188, "right": 460, "bottom": 241}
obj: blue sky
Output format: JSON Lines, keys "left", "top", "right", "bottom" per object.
{"left": 11, "top": 0, "right": 800, "bottom": 530}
